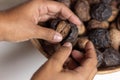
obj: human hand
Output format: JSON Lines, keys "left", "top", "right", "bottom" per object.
{"left": 0, "top": 0, "right": 81, "bottom": 42}
{"left": 31, "top": 41, "right": 97, "bottom": 80}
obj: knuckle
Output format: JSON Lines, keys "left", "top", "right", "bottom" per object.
{"left": 59, "top": 3, "right": 66, "bottom": 7}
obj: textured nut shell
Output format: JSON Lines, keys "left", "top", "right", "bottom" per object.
{"left": 109, "top": 28, "right": 120, "bottom": 51}
{"left": 75, "top": 0, "right": 90, "bottom": 21}
{"left": 78, "top": 37, "right": 89, "bottom": 49}
{"left": 77, "top": 23, "right": 86, "bottom": 35}
{"left": 108, "top": 6, "right": 119, "bottom": 22}
{"left": 56, "top": 21, "right": 71, "bottom": 38}
{"left": 88, "top": 20, "right": 109, "bottom": 30}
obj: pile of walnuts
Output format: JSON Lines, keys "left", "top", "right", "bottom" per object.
{"left": 38, "top": 0, "right": 120, "bottom": 70}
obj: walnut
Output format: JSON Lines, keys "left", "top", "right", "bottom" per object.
{"left": 91, "top": 3, "right": 112, "bottom": 21}
{"left": 97, "top": 47, "right": 120, "bottom": 68}
{"left": 109, "top": 26, "right": 120, "bottom": 51}
{"left": 56, "top": 21, "right": 71, "bottom": 38}
{"left": 88, "top": 19, "right": 109, "bottom": 30}
{"left": 103, "top": 47, "right": 120, "bottom": 67}
{"left": 108, "top": 0, "right": 119, "bottom": 22}
{"left": 88, "top": 28, "right": 111, "bottom": 49}
{"left": 75, "top": 0, "right": 90, "bottom": 21}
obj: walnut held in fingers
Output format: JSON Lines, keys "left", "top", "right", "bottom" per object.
{"left": 62, "top": 23, "right": 78, "bottom": 46}
{"left": 56, "top": 21, "right": 71, "bottom": 39}
{"left": 51, "top": 20, "right": 78, "bottom": 46}
{"left": 75, "top": 0, "right": 90, "bottom": 21}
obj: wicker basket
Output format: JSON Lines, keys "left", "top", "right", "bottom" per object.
{"left": 31, "top": 39, "right": 120, "bottom": 74}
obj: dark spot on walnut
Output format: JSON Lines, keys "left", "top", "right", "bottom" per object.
{"left": 103, "top": 47, "right": 120, "bottom": 67}
{"left": 88, "top": 28, "right": 111, "bottom": 49}
{"left": 91, "top": 3, "right": 112, "bottom": 21}
{"left": 101, "top": 0, "right": 112, "bottom": 4}
{"left": 96, "top": 49, "right": 104, "bottom": 68}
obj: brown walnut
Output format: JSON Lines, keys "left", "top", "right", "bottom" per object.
{"left": 88, "top": 19, "right": 109, "bottom": 30}
{"left": 109, "top": 26, "right": 120, "bottom": 51}
{"left": 108, "top": 0, "right": 119, "bottom": 22}
{"left": 75, "top": 0, "right": 90, "bottom": 21}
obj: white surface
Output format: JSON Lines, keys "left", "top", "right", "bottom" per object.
{"left": 0, "top": 0, "right": 120, "bottom": 80}
{"left": 0, "top": 41, "right": 47, "bottom": 80}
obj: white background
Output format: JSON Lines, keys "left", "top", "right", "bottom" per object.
{"left": 0, "top": 0, "right": 120, "bottom": 80}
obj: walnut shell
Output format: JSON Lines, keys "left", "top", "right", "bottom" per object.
{"left": 56, "top": 21, "right": 71, "bottom": 38}
{"left": 103, "top": 47, "right": 120, "bottom": 67}
{"left": 108, "top": 6, "right": 119, "bottom": 22}
{"left": 75, "top": 0, "right": 90, "bottom": 21}
{"left": 109, "top": 28, "right": 120, "bottom": 51}
{"left": 89, "top": 28, "right": 111, "bottom": 49}
{"left": 88, "top": 19, "right": 109, "bottom": 30}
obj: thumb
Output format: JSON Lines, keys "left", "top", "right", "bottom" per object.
{"left": 34, "top": 25, "right": 63, "bottom": 42}
{"left": 50, "top": 42, "right": 72, "bottom": 69}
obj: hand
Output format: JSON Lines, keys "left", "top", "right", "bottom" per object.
{"left": 31, "top": 41, "right": 97, "bottom": 80}
{"left": 0, "top": 0, "right": 81, "bottom": 42}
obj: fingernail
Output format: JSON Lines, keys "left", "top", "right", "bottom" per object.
{"left": 63, "top": 42, "right": 72, "bottom": 47}
{"left": 54, "top": 32, "right": 62, "bottom": 42}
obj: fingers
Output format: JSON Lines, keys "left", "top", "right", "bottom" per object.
{"left": 49, "top": 42, "right": 72, "bottom": 70}
{"left": 33, "top": 25, "right": 62, "bottom": 42}
{"left": 83, "top": 41, "right": 97, "bottom": 67}
{"left": 74, "top": 41, "right": 97, "bottom": 78}
{"left": 45, "top": 1, "right": 81, "bottom": 26}
{"left": 71, "top": 50, "right": 84, "bottom": 63}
